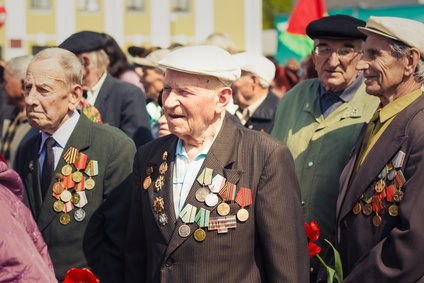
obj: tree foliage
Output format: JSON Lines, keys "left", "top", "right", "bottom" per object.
{"left": 263, "top": 0, "right": 293, "bottom": 29}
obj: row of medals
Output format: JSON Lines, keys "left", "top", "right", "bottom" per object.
{"left": 52, "top": 163, "right": 95, "bottom": 225}
{"left": 353, "top": 162, "right": 404, "bottom": 227}
{"left": 144, "top": 152, "right": 249, "bottom": 242}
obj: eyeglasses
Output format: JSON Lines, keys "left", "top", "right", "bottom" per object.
{"left": 313, "top": 46, "right": 363, "bottom": 60}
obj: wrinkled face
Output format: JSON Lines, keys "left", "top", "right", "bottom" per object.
{"left": 356, "top": 34, "right": 407, "bottom": 100}
{"left": 3, "top": 67, "right": 24, "bottom": 106}
{"left": 312, "top": 39, "right": 363, "bottom": 92}
{"left": 162, "top": 70, "right": 220, "bottom": 140}
{"left": 25, "top": 58, "right": 79, "bottom": 134}
{"left": 141, "top": 67, "right": 164, "bottom": 101}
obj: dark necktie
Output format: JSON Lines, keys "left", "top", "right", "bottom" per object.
{"left": 321, "top": 92, "right": 342, "bottom": 118}
{"left": 41, "top": 137, "right": 56, "bottom": 198}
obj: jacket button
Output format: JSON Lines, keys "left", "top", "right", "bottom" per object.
{"left": 164, "top": 258, "right": 175, "bottom": 267}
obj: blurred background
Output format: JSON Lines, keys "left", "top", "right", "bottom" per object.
{"left": 0, "top": 0, "right": 422, "bottom": 63}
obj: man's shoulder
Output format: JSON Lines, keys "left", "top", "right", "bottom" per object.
{"left": 280, "top": 78, "right": 320, "bottom": 102}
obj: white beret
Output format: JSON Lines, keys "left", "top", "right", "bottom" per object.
{"left": 232, "top": 52, "right": 276, "bottom": 87}
{"left": 158, "top": 45, "right": 241, "bottom": 86}
{"left": 358, "top": 16, "right": 424, "bottom": 57}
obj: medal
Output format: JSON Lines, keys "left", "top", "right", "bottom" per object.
{"left": 197, "top": 168, "right": 214, "bottom": 186}
{"left": 193, "top": 228, "right": 206, "bottom": 242}
{"left": 60, "top": 213, "right": 71, "bottom": 225}
{"left": 52, "top": 182, "right": 65, "bottom": 195}
{"left": 237, "top": 208, "right": 249, "bottom": 222}
{"left": 61, "top": 164, "right": 73, "bottom": 176}
{"left": 60, "top": 190, "right": 72, "bottom": 202}
{"left": 153, "top": 197, "right": 165, "bottom": 213}
{"left": 72, "top": 171, "right": 83, "bottom": 183}
{"left": 362, "top": 203, "right": 372, "bottom": 216}
{"left": 159, "top": 162, "right": 168, "bottom": 174}
{"left": 388, "top": 204, "right": 399, "bottom": 216}
{"left": 374, "top": 179, "right": 385, "bottom": 193}
{"left": 154, "top": 175, "right": 164, "bottom": 191}
{"left": 219, "top": 182, "right": 237, "bottom": 202}
{"left": 393, "top": 190, "right": 404, "bottom": 202}
{"left": 143, "top": 167, "right": 153, "bottom": 189}
{"left": 195, "top": 187, "right": 210, "bottom": 202}
{"left": 74, "top": 208, "right": 86, "bottom": 222}
{"left": 352, "top": 203, "right": 362, "bottom": 214}
{"left": 178, "top": 224, "right": 191, "bottom": 237}
{"left": 85, "top": 178, "right": 95, "bottom": 190}
{"left": 205, "top": 193, "right": 219, "bottom": 207}
{"left": 71, "top": 192, "right": 81, "bottom": 204}
{"left": 209, "top": 215, "right": 237, "bottom": 233}
{"left": 84, "top": 160, "right": 98, "bottom": 189}
{"left": 62, "top": 147, "right": 79, "bottom": 176}
{"left": 209, "top": 174, "right": 226, "bottom": 193}
{"left": 373, "top": 214, "right": 382, "bottom": 227}
{"left": 217, "top": 202, "right": 231, "bottom": 216}
{"left": 158, "top": 213, "right": 168, "bottom": 226}
{"left": 53, "top": 200, "right": 64, "bottom": 212}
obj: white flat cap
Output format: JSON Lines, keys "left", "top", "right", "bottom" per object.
{"left": 358, "top": 16, "right": 424, "bottom": 57}
{"left": 133, "top": 49, "right": 171, "bottom": 71}
{"left": 158, "top": 45, "right": 241, "bottom": 86}
{"left": 232, "top": 52, "right": 276, "bottom": 87}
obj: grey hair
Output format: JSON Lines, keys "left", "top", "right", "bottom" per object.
{"left": 78, "top": 49, "right": 110, "bottom": 73}
{"left": 32, "top": 47, "right": 83, "bottom": 87}
{"left": 6, "top": 55, "right": 33, "bottom": 80}
{"left": 388, "top": 38, "right": 424, "bottom": 83}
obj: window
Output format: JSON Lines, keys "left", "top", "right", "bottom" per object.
{"left": 173, "top": 0, "right": 189, "bottom": 12}
{"left": 127, "top": 0, "right": 144, "bottom": 12}
{"left": 78, "top": 0, "right": 100, "bottom": 12}
{"left": 31, "top": 0, "right": 50, "bottom": 10}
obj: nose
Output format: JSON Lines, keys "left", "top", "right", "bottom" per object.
{"left": 24, "top": 87, "right": 38, "bottom": 106}
{"left": 162, "top": 90, "right": 179, "bottom": 110}
{"left": 327, "top": 51, "right": 340, "bottom": 67}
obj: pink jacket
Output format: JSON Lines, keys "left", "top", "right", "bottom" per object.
{"left": 0, "top": 156, "right": 57, "bottom": 282}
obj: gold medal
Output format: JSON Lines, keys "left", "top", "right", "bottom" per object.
{"left": 388, "top": 204, "right": 399, "bottom": 216}
{"left": 143, "top": 176, "right": 152, "bottom": 189}
{"left": 53, "top": 200, "right": 64, "bottom": 212}
{"left": 393, "top": 190, "right": 404, "bottom": 202}
{"left": 237, "top": 208, "right": 249, "bottom": 222}
{"left": 61, "top": 164, "right": 73, "bottom": 176}
{"left": 217, "top": 202, "right": 231, "bottom": 216}
{"left": 162, "top": 151, "right": 168, "bottom": 160}
{"left": 154, "top": 176, "right": 164, "bottom": 191}
{"left": 71, "top": 192, "right": 81, "bottom": 204}
{"left": 85, "top": 178, "right": 95, "bottom": 190}
{"left": 353, "top": 203, "right": 362, "bottom": 214}
{"left": 60, "top": 213, "right": 71, "bottom": 225}
{"left": 72, "top": 171, "right": 83, "bottom": 183}
{"left": 194, "top": 228, "right": 206, "bottom": 242}
{"left": 374, "top": 179, "right": 386, "bottom": 193}
{"left": 195, "top": 187, "right": 210, "bottom": 202}
{"left": 373, "top": 214, "right": 382, "bottom": 227}
{"left": 153, "top": 197, "right": 165, "bottom": 213}
{"left": 52, "top": 182, "right": 65, "bottom": 195}
{"left": 159, "top": 161, "right": 168, "bottom": 174}
{"left": 362, "top": 203, "right": 373, "bottom": 216}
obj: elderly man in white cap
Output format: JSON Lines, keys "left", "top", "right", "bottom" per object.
{"left": 232, "top": 52, "right": 279, "bottom": 133}
{"left": 125, "top": 45, "right": 309, "bottom": 283}
{"left": 324, "top": 16, "right": 424, "bottom": 282}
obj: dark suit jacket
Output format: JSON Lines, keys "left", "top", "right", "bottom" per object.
{"left": 243, "top": 90, "right": 279, "bottom": 133}
{"left": 334, "top": 93, "right": 424, "bottom": 282}
{"left": 95, "top": 73, "right": 153, "bottom": 147}
{"left": 126, "top": 116, "right": 309, "bottom": 283}
{"left": 15, "top": 114, "right": 136, "bottom": 283}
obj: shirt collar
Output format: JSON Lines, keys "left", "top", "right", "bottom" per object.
{"left": 39, "top": 110, "right": 80, "bottom": 154}
{"left": 379, "top": 88, "right": 422, "bottom": 123}
{"left": 319, "top": 72, "right": 364, "bottom": 103}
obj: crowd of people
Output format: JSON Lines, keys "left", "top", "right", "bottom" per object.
{"left": 1, "top": 14, "right": 424, "bottom": 283}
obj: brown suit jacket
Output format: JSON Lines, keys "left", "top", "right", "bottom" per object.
{"left": 335, "top": 93, "right": 424, "bottom": 282}
{"left": 126, "top": 116, "right": 309, "bottom": 283}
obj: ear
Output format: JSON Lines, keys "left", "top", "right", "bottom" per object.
{"left": 68, "top": 84, "right": 83, "bottom": 111}
{"left": 215, "top": 87, "right": 232, "bottom": 114}
{"left": 20, "top": 78, "right": 25, "bottom": 93}
{"left": 404, "top": 48, "right": 420, "bottom": 76}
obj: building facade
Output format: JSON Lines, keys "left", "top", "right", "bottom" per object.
{"left": 0, "top": 0, "right": 262, "bottom": 60}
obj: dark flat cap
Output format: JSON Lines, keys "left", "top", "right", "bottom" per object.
{"left": 58, "top": 31, "right": 105, "bottom": 54}
{"left": 306, "top": 15, "right": 367, "bottom": 40}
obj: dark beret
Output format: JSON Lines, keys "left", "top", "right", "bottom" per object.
{"left": 58, "top": 31, "right": 105, "bottom": 54}
{"left": 306, "top": 15, "right": 367, "bottom": 41}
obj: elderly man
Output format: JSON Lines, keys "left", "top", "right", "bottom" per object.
{"left": 328, "top": 16, "right": 424, "bottom": 282}
{"left": 15, "top": 48, "right": 136, "bottom": 282}
{"left": 232, "top": 52, "right": 279, "bottom": 133}
{"left": 0, "top": 55, "right": 38, "bottom": 167}
{"left": 134, "top": 49, "right": 171, "bottom": 138}
{"left": 59, "top": 31, "right": 152, "bottom": 147}
{"left": 271, "top": 15, "right": 380, "bottom": 281}
{"left": 125, "top": 45, "right": 309, "bottom": 282}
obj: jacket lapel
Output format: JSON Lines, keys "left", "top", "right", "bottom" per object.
{"left": 163, "top": 116, "right": 243, "bottom": 259}
{"left": 93, "top": 73, "right": 112, "bottom": 115}
{"left": 37, "top": 115, "right": 92, "bottom": 232}
{"left": 337, "top": 107, "right": 409, "bottom": 222}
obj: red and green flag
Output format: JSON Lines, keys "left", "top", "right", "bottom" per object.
{"left": 279, "top": 0, "right": 327, "bottom": 58}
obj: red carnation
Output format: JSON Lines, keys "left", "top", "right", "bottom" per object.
{"left": 63, "top": 268, "right": 100, "bottom": 283}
